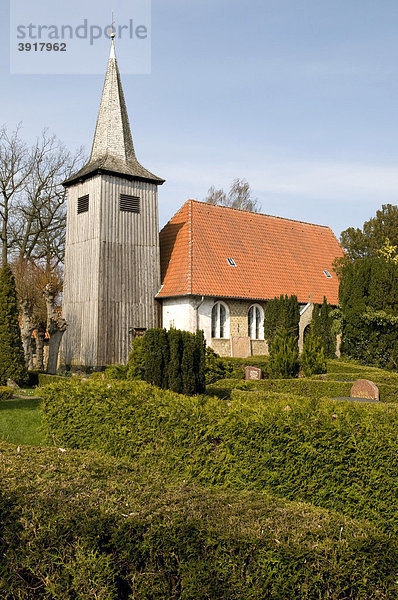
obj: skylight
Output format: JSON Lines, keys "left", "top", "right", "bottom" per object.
{"left": 323, "top": 270, "right": 332, "bottom": 278}
{"left": 227, "top": 258, "right": 237, "bottom": 267}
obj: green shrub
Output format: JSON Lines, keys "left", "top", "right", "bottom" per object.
{"left": 104, "top": 364, "right": 128, "bottom": 380}
{"left": 142, "top": 328, "right": 206, "bottom": 395}
{"left": 0, "top": 265, "right": 28, "bottom": 386}
{"left": 1, "top": 443, "right": 396, "bottom": 600}
{"left": 126, "top": 336, "right": 145, "bottom": 381}
{"left": 41, "top": 379, "right": 398, "bottom": 532}
{"left": 339, "top": 257, "right": 398, "bottom": 369}
{"left": 168, "top": 328, "right": 183, "bottom": 392}
{"left": 311, "top": 297, "right": 337, "bottom": 359}
{"left": 37, "top": 373, "right": 68, "bottom": 386}
{"left": 144, "top": 328, "right": 169, "bottom": 388}
{"left": 0, "top": 387, "right": 13, "bottom": 400}
{"left": 301, "top": 334, "right": 327, "bottom": 376}
{"left": 269, "top": 332, "right": 299, "bottom": 378}
{"left": 264, "top": 294, "right": 300, "bottom": 345}
{"left": 205, "top": 348, "right": 233, "bottom": 384}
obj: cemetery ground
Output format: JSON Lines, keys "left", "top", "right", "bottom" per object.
{"left": 0, "top": 358, "right": 397, "bottom": 598}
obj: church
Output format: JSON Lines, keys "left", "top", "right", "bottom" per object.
{"left": 61, "top": 38, "right": 344, "bottom": 369}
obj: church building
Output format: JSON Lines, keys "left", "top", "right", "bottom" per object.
{"left": 61, "top": 38, "right": 344, "bottom": 369}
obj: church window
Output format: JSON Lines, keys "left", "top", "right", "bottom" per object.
{"left": 77, "top": 194, "right": 89, "bottom": 214}
{"left": 211, "top": 301, "right": 229, "bottom": 338}
{"left": 227, "top": 257, "right": 237, "bottom": 267}
{"left": 120, "top": 194, "right": 140, "bottom": 213}
{"left": 248, "top": 304, "right": 264, "bottom": 340}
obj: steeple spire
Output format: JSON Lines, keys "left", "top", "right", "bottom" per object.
{"left": 63, "top": 36, "right": 164, "bottom": 187}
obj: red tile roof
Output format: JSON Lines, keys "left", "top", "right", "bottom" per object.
{"left": 158, "top": 200, "right": 344, "bottom": 304}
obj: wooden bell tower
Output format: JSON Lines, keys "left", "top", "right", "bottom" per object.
{"left": 61, "top": 36, "right": 164, "bottom": 369}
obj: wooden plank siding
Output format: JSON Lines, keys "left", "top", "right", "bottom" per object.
{"left": 61, "top": 173, "right": 161, "bottom": 368}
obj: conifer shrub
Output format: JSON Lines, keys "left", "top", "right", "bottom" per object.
{"left": 205, "top": 347, "right": 232, "bottom": 384}
{"left": 269, "top": 332, "right": 300, "bottom": 378}
{"left": 127, "top": 336, "right": 145, "bottom": 380}
{"left": 0, "top": 387, "right": 13, "bottom": 400}
{"left": 137, "top": 328, "right": 206, "bottom": 395}
{"left": 311, "top": 297, "right": 337, "bottom": 358}
{"left": 41, "top": 378, "right": 398, "bottom": 532}
{"left": 264, "top": 294, "right": 300, "bottom": 346}
{"left": 0, "top": 265, "right": 28, "bottom": 386}
{"left": 1, "top": 443, "right": 396, "bottom": 600}
{"left": 144, "top": 328, "right": 169, "bottom": 388}
{"left": 167, "top": 328, "right": 183, "bottom": 392}
{"left": 301, "top": 334, "right": 327, "bottom": 377}
{"left": 104, "top": 364, "right": 128, "bottom": 380}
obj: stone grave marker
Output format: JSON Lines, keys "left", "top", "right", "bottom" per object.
{"left": 350, "top": 379, "right": 379, "bottom": 402}
{"left": 231, "top": 336, "right": 251, "bottom": 358}
{"left": 245, "top": 366, "right": 262, "bottom": 381}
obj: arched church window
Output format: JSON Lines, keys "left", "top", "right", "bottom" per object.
{"left": 248, "top": 304, "right": 264, "bottom": 340}
{"left": 211, "top": 301, "right": 229, "bottom": 338}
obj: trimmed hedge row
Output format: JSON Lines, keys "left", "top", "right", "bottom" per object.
{"left": 209, "top": 377, "right": 398, "bottom": 402}
{"left": 1, "top": 442, "right": 396, "bottom": 599}
{"left": 0, "top": 387, "right": 13, "bottom": 400}
{"left": 314, "top": 371, "right": 398, "bottom": 386}
{"left": 326, "top": 359, "right": 398, "bottom": 377}
{"left": 40, "top": 379, "right": 398, "bottom": 532}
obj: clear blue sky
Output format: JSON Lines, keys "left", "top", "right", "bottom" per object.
{"left": 1, "top": 0, "right": 398, "bottom": 235}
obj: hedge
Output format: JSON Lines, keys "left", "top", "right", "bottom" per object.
{"left": 0, "top": 387, "right": 13, "bottom": 400}
{"left": 210, "top": 377, "right": 398, "bottom": 402}
{"left": 40, "top": 379, "right": 398, "bottom": 532}
{"left": 37, "top": 373, "right": 70, "bottom": 386}
{"left": 1, "top": 442, "right": 396, "bottom": 599}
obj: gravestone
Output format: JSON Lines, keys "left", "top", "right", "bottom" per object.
{"left": 231, "top": 336, "right": 251, "bottom": 358}
{"left": 245, "top": 366, "right": 262, "bottom": 380}
{"left": 350, "top": 379, "right": 379, "bottom": 401}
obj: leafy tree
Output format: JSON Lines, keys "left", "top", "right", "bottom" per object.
{"left": 301, "top": 334, "right": 326, "bottom": 377}
{"left": 340, "top": 204, "right": 398, "bottom": 261}
{"left": 311, "top": 297, "right": 336, "bottom": 359}
{"left": 0, "top": 265, "right": 27, "bottom": 385}
{"left": 205, "top": 178, "right": 260, "bottom": 213}
{"left": 339, "top": 256, "right": 398, "bottom": 369}
{"left": 269, "top": 332, "right": 300, "bottom": 378}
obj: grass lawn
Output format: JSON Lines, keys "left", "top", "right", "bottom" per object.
{"left": 0, "top": 393, "right": 47, "bottom": 446}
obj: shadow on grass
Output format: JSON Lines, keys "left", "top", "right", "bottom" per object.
{"left": 1, "top": 397, "right": 41, "bottom": 411}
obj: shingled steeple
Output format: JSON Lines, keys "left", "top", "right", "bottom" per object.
{"left": 62, "top": 35, "right": 163, "bottom": 368}
{"left": 64, "top": 39, "right": 164, "bottom": 187}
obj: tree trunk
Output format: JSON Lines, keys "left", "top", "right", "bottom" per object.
{"left": 35, "top": 327, "right": 46, "bottom": 371}
{"left": 19, "top": 299, "right": 34, "bottom": 369}
{"left": 43, "top": 283, "right": 67, "bottom": 374}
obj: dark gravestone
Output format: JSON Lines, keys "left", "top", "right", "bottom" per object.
{"left": 245, "top": 366, "right": 262, "bottom": 381}
{"left": 350, "top": 379, "right": 379, "bottom": 401}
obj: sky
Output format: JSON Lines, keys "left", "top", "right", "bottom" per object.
{"left": 1, "top": 0, "right": 398, "bottom": 236}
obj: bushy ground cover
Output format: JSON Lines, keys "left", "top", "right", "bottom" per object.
{"left": 40, "top": 379, "right": 398, "bottom": 534}
{"left": 0, "top": 442, "right": 396, "bottom": 599}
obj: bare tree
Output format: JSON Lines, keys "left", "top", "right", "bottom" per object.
{"left": 0, "top": 125, "right": 33, "bottom": 267}
{"left": 10, "top": 129, "right": 84, "bottom": 267}
{"left": 205, "top": 178, "right": 260, "bottom": 213}
{"left": 43, "top": 282, "right": 67, "bottom": 374}
{"left": 13, "top": 258, "right": 64, "bottom": 371}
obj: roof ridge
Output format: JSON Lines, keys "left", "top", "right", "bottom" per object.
{"left": 188, "top": 198, "right": 332, "bottom": 230}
